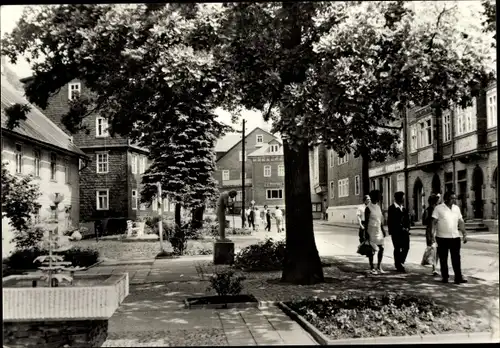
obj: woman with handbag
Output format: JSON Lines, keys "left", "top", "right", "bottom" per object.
{"left": 364, "top": 190, "right": 387, "bottom": 274}
{"left": 423, "top": 193, "right": 440, "bottom": 276}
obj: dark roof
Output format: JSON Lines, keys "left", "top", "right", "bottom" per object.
{"left": 1, "top": 75, "right": 86, "bottom": 157}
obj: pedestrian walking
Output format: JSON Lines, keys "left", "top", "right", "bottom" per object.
{"left": 365, "top": 190, "right": 387, "bottom": 274}
{"left": 254, "top": 207, "right": 260, "bottom": 231}
{"left": 387, "top": 191, "right": 411, "bottom": 273}
{"left": 431, "top": 191, "right": 468, "bottom": 284}
{"left": 274, "top": 206, "right": 284, "bottom": 233}
{"left": 264, "top": 205, "right": 272, "bottom": 232}
{"left": 423, "top": 193, "right": 440, "bottom": 276}
{"left": 248, "top": 207, "right": 255, "bottom": 231}
{"left": 244, "top": 207, "right": 251, "bottom": 228}
{"left": 357, "top": 195, "right": 371, "bottom": 243}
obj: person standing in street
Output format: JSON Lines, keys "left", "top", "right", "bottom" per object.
{"left": 387, "top": 191, "right": 411, "bottom": 273}
{"left": 357, "top": 195, "right": 371, "bottom": 243}
{"left": 323, "top": 199, "right": 328, "bottom": 220}
{"left": 264, "top": 205, "right": 271, "bottom": 231}
{"left": 274, "top": 206, "right": 284, "bottom": 233}
{"left": 254, "top": 207, "right": 260, "bottom": 231}
{"left": 431, "top": 191, "right": 468, "bottom": 284}
{"left": 424, "top": 193, "right": 440, "bottom": 276}
{"left": 248, "top": 207, "right": 255, "bottom": 231}
{"left": 365, "top": 190, "right": 387, "bottom": 274}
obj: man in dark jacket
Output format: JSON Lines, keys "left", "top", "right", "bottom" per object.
{"left": 387, "top": 191, "right": 411, "bottom": 272}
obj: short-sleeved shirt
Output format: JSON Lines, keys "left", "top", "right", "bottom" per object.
{"left": 275, "top": 209, "right": 283, "bottom": 219}
{"left": 356, "top": 204, "right": 367, "bottom": 222}
{"left": 431, "top": 203, "right": 463, "bottom": 239}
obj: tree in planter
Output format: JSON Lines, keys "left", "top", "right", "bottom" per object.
{"left": 1, "top": 162, "right": 42, "bottom": 248}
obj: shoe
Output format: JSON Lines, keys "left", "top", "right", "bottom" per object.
{"left": 454, "top": 278, "right": 468, "bottom": 284}
{"left": 377, "top": 267, "right": 386, "bottom": 274}
{"left": 432, "top": 271, "right": 439, "bottom": 276}
{"left": 441, "top": 278, "right": 449, "bottom": 283}
{"left": 370, "top": 269, "right": 378, "bottom": 275}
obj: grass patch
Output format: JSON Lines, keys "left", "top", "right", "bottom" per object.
{"left": 286, "top": 292, "right": 490, "bottom": 340}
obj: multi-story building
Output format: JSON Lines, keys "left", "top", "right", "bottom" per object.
{"left": 1, "top": 71, "right": 87, "bottom": 256}
{"left": 19, "top": 77, "right": 155, "bottom": 222}
{"left": 310, "top": 145, "right": 328, "bottom": 220}
{"left": 325, "top": 150, "right": 365, "bottom": 224}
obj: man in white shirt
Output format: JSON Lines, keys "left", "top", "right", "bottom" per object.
{"left": 431, "top": 191, "right": 468, "bottom": 284}
{"left": 357, "top": 195, "right": 371, "bottom": 243}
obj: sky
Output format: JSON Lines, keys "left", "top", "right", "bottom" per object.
{"left": 0, "top": 5, "right": 272, "bottom": 133}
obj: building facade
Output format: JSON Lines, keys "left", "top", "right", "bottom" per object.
{"left": 19, "top": 77, "right": 155, "bottom": 222}
{"left": 1, "top": 73, "right": 87, "bottom": 256}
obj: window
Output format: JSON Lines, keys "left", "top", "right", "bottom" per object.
{"left": 131, "top": 190, "right": 138, "bottom": 210}
{"left": 96, "top": 153, "right": 109, "bottom": 173}
{"left": 278, "top": 165, "right": 285, "bottom": 177}
{"left": 338, "top": 178, "right": 349, "bottom": 198}
{"left": 354, "top": 175, "right": 360, "bottom": 195}
{"left": 455, "top": 100, "right": 477, "bottom": 135}
{"left": 33, "top": 149, "right": 41, "bottom": 177}
{"left": 239, "top": 150, "right": 247, "bottom": 161}
{"left": 131, "top": 154, "right": 138, "bottom": 174}
{"left": 269, "top": 144, "right": 279, "bottom": 153}
{"left": 50, "top": 153, "right": 57, "bottom": 180}
{"left": 329, "top": 150, "right": 334, "bottom": 167}
{"left": 139, "top": 156, "right": 146, "bottom": 174}
{"left": 266, "top": 189, "right": 283, "bottom": 200}
{"left": 222, "top": 170, "right": 230, "bottom": 181}
{"left": 256, "top": 134, "right": 263, "bottom": 144}
{"left": 96, "top": 190, "right": 109, "bottom": 210}
{"left": 443, "top": 111, "right": 451, "bottom": 143}
{"left": 96, "top": 117, "right": 109, "bottom": 137}
{"left": 68, "top": 82, "right": 81, "bottom": 100}
{"left": 397, "top": 173, "right": 405, "bottom": 192}
{"left": 417, "top": 117, "right": 432, "bottom": 148}
{"left": 312, "top": 203, "right": 322, "bottom": 212}
{"left": 338, "top": 153, "right": 348, "bottom": 165}
{"left": 235, "top": 191, "right": 243, "bottom": 202}
{"left": 487, "top": 88, "right": 497, "bottom": 128}
{"left": 152, "top": 196, "right": 158, "bottom": 212}
{"left": 15, "top": 143, "right": 23, "bottom": 174}
{"left": 264, "top": 165, "right": 271, "bottom": 177}
{"left": 329, "top": 181, "right": 335, "bottom": 198}
{"left": 410, "top": 125, "right": 417, "bottom": 153}
{"left": 371, "top": 179, "right": 377, "bottom": 190}
{"left": 64, "top": 159, "right": 71, "bottom": 184}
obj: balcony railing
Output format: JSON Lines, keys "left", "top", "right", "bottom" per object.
{"left": 221, "top": 178, "right": 252, "bottom": 187}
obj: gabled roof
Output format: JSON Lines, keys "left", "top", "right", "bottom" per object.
{"left": 248, "top": 141, "right": 283, "bottom": 157}
{"left": 1, "top": 75, "right": 86, "bottom": 157}
{"left": 216, "top": 127, "right": 276, "bottom": 163}
{"left": 215, "top": 132, "right": 242, "bottom": 152}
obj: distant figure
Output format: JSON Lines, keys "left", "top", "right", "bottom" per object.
{"left": 248, "top": 207, "right": 255, "bottom": 231}
{"left": 216, "top": 190, "right": 237, "bottom": 240}
{"left": 431, "top": 191, "right": 468, "bottom": 284}
{"left": 245, "top": 207, "right": 251, "bottom": 228}
{"left": 387, "top": 191, "right": 411, "bottom": 273}
{"left": 264, "top": 205, "right": 271, "bottom": 231}
{"left": 365, "top": 190, "right": 387, "bottom": 274}
{"left": 357, "top": 195, "right": 371, "bottom": 243}
{"left": 254, "top": 207, "right": 261, "bottom": 231}
{"left": 323, "top": 199, "right": 328, "bottom": 220}
{"left": 274, "top": 206, "right": 284, "bottom": 233}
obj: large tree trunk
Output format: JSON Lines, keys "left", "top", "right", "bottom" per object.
{"left": 191, "top": 204, "right": 205, "bottom": 229}
{"left": 281, "top": 140, "right": 324, "bottom": 285}
{"left": 361, "top": 152, "right": 370, "bottom": 197}
{"left": 175, "top": 203, "right": 182, "bottom": 229}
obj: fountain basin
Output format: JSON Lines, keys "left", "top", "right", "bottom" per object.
{"left": 3, "top": 273, "right": 129, "bottom": 321}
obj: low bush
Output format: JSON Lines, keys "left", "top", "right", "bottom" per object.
{"left": 104, "top": 218, "right": 128, "bottom": 236}
{"left": 233, "top": 238, "right": 286, "bottom": 271}
{"left": 185, "top": 245, "right": 213, "bottom": 256}
{"left": 13, "top": 226, "right": 45, "bottom": 250}
{"left": 228, "top": 228, "right": 252, "bottom": 235}
{"left": 207, "top": 269, "right": 246, "bottom": 296}
{"left": 5, "top": 246, "right": 100, "bottom": 270}
{"left": 287, "top": 292, "right": 486, "bottom": 339}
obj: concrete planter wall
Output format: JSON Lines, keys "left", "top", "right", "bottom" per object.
{"left": 3, "top": 273, "right": 129, "bottom": 321}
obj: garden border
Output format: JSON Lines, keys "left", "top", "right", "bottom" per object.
{"left": 277, "top": 302, "right": 497, "bottom": 345}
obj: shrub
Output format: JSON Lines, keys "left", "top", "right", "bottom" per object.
{"left": 58, "top": 247, "right": 99, "bottom": 268}
{"left": 228, "top": 228, "right": 252, "bottom": 235}
{"left": 13, "top": 226, "right": 45, "bottom": 250}
{"left": 207, "top": 269, "right": 246, "bottom": 296}
{"left": 185, "top": 245, "right": 213, "bottom": 256}
{"left": 104, "top": 218, "right": 128, "bottom": 236}
{"left": 145, "top": 216, "right": 175, "bottom": 240}
{"left": 4, "top": 248, "right": 45, "bottom": 270}
{"left": 234, "top": 238, "right": 286, "bottom": 271}
{"left": 169, "top": 225, "right": 188, "bottom": 255}
{"left": 204, "top": 216, "right": 214, "bottom": 224}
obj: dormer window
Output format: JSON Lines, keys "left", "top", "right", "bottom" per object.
{"left": 68, "top": 82, "right": 81, "bottom": 100}
{"left": 269, "top": 144, "right": 279, "bottom": 153}
{"left": 256, "top": 134, "right": 263, "bottom": 145}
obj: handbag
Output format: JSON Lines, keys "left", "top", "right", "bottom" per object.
{"left": 421, "top": 245, "right": 435, "bottom": 266}
{"left": 357, "top": 240, "right": 375, "bottom": 257}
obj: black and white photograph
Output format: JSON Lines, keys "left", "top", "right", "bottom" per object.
{"left": 1, "top": 2, "right": 498, "bottom": 346}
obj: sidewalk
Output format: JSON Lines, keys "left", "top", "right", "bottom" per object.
{"left": 316, "top": 221, "right": 499, "bottom": 244}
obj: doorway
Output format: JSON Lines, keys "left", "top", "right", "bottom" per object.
{"left": 472, "top": 165, "right": 484, "bottom": 219}
{"left": 432, "top": 174, "right": 441, "bottom": 195}
{"left": 413, "top": 178, "right": 423, "bottom": 223}
{"left": 457, "top": 170, "right": 468, "bottom": 219}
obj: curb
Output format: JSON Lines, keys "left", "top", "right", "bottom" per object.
{"left": 100, "top": 259, "right": 155, "bottom": 266}
{"left": 278, "top": 302, "right": 498, "bottom": 345}
{"left": 85, "top": 260, "right": 105, "bottom": 270}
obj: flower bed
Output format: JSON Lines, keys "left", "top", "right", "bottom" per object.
{"left": 285, "top": 292, "right": 490, "bottom": 340}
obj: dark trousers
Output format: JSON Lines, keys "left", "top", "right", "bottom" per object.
{"left": 266, "top": 217, "right": 271, "bottom": 231}
{"left": 391, "top": 233, "right": 410, "bottom": 269}
{"left": 436, "top": 237, "right": 463, "bottom": 281}
{"left": 248, "top": 218, "right": 255, "bottom": 230}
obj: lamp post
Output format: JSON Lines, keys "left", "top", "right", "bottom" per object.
{"left": 241, "top": 119, "right": 246, "bottom": 229}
